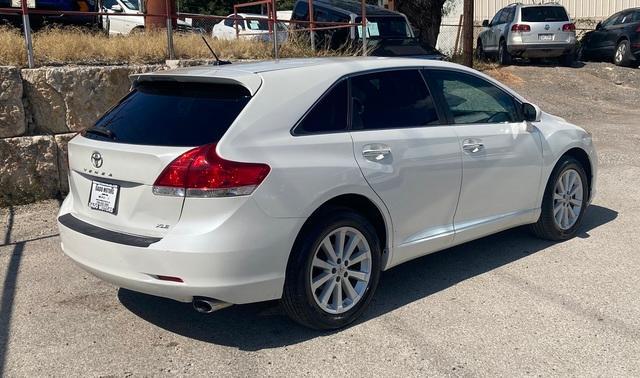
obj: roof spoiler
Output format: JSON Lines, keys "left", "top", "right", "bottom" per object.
{"left": 129, "top": 72, "right": 262, "bottom": 95}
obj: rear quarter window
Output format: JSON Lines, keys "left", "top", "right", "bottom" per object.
{"left": 293, "top": 80, "right": 348, "bottom": 135}
{"left": 521, "top": 6, "right": 569, "bottom": 22}
{"left": 85, "top": 81, "right": 251, "bottom": 147}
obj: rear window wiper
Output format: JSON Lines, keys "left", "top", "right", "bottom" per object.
{"left": 84, "top": 126, "right": 116, "bottom": 140}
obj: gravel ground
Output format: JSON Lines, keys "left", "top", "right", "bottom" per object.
{"left": 1, "top": 62, "right": 639, "bottom": 377}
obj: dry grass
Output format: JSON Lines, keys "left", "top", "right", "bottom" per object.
{"left": 483, "top": 67, "right": 524, "bottom": 87}
{"left": 0, "top": 26, "right": 338, "bottom": 67}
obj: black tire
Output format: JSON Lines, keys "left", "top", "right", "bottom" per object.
{"left": 282, "top": 207, "right": 382, "bottom": 330}
{"left": 498, "top": 40, "right": 512, "bottom": 65}
{"left": 577, "top": 45, "right": 590, "bottom": 62}
{"left": 613, "top": 39, "right": 633, "bottom": 67}
{"left": 560, "top": 50, "right": 576, "bottom": 67}
{"left": 476, "top": 40, "right": 486, "bottom": 61}
{"left": 531, "top": 156, "right": 589, "bottom": 241}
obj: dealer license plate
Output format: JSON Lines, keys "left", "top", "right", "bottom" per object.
{"left": 88, "top": 181, "right": 119, "bottom": 214}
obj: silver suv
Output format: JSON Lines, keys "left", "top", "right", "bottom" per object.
{"left": 477, "top": 3, "right": 577, "bottom": 65}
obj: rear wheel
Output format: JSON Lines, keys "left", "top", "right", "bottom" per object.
{"left": 560, "top": 50, "right": 576, "bottom": 67}
{"left": 282, "top": 208, "right": 381, "bottom": 330}
{"left": 577, "top": 45, "right": 591, "bottom": 62}
{"left": 498, "top": 40, "right": 512, "bottom": 65}
{"left": 531, "top": 156, "right": 589, "bottom": 241}
{"left": 614, "top": 40, "right": 632, "bottom": 67}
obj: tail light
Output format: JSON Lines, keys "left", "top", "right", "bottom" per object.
{"left": 562, "top": 23, "right": 576, "bottom": 32}
{"left": 511, "top": 24, "right": 531, "bottom": 32}
{"left": 153, "top": 144, "right": 270, "bottom": 198}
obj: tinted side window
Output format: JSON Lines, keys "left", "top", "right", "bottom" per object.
{"left": 351, "top": 70, "right": 440, "bottom": 130}
{"left": 103, "top": 0, "right": 118, "bottom": 8}
{"left": 618, "top": 12, "right": 634, "bottom": 24}
{"left": 601, "top": 12, "right": 621, "bottom": 28}
{"left": 292, "top": 1, "right": 309, "bottom": 21}
{"left": 224, "top": 15, "right": 244, "bottom": 29}
{"left": 500, "top": 7, "right": 514, "bottom": 24}
{"left": 491, "top": 9, "right": 503, "bottom": 25}
{"left": 294, "top": 80, "right": 348, "bottom": 135}
{"left": 430, "top": 70, "right": 519, "bottom": 125}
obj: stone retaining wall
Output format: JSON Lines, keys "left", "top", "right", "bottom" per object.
{"left": 0, "top": 64, "right": 165, "bottom": 207}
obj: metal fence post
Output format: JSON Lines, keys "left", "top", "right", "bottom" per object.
{"left": 271, "top": 0, "right": 279, "bottom": 60}
{"left": 308, "top": 0, "right": 315, "bottom": 51}
{"left": 361, "top": 0, "right": 366, "bottom": 56}
{"left": 21, "top": 0, "right": 35, "bottom": 68}
{"left": 165, "top": 0, "right": 175, "bottom": 60}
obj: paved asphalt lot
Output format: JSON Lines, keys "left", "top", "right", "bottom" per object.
{"left": 1, "top": 62, "right": 639, "bottom": 376}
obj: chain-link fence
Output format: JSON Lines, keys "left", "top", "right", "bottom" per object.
{"left": 0, "top": 0, "right": 372, "bottom": 67}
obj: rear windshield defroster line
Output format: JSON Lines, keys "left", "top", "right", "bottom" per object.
{"left": 84, "top": 81, "right": 252, "bottom": 147}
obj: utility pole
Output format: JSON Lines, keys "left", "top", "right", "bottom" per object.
{"left": 462, "top": 0, "right": 473, "bottom": 67}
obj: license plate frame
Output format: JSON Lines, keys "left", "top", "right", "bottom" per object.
{"left": 538, "top": 34, "right": 554, "bottom": 41}
{"left": 88, "top": 181, "right": 120, "bottom": 215}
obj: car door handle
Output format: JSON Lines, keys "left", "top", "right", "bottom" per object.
{"left": 462, "top": 140, "right": 484, "bottom": 153}
{"left": 362, "top": 145, "right": 391, "bottom": 162}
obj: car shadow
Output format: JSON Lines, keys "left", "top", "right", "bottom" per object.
{"left": 118, "top": 205, "right": 617, "bottom": 351}
{"left": 511, "top": 59, "right": 586, "bottom": 69}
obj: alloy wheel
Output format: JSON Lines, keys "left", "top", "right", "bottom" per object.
{"left": 552, "top": 169, "right": 584, "bottom": 230}
{"left": 615, "top": 43, "right": 626, "bottom": 64}
{"left": 309, "top": 227, "right": 372, "bottom": 314}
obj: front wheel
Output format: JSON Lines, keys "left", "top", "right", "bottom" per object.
{"left": 476, "top": 40, "right": 486, "bottom": 61}
{"left": 282, "top": 208, "right": 381, "bottom": 330}
{"left": 531, "top": 156, "right": 589, "bottom": 241}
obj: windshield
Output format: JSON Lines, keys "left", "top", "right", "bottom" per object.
{"left": 355, "top": 16, "right": 412, "bottom": 39}
{"left": 120, "top": 0, "right": 139, "bottom": 10}
{"left": 521, "top": 6, "right": 569, "bottom": 22}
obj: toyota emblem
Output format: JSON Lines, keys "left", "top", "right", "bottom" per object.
{"left": 91, "top": 151, "right": 103, "bottom": 168}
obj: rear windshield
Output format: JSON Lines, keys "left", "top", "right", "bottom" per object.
{"left": 521, "top": 6, "right": 569, "bottom": 22}
{"left": 86, "top": 82, "right": 251, "bottom": 147}
{"left": 355, "top": 16, "right": 411, "bottom": 39}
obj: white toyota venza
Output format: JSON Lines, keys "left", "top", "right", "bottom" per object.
{"left": 58, "top": 58, "right": 597, "bottom": 329}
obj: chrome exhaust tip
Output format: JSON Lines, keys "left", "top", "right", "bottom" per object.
{"left": 192, "top": 297, "right": 232, "bottom": 314}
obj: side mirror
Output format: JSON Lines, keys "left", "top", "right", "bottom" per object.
{"left": 482, "top": 19, "right": 489, "bottom": 27}
{"left": 595, "top": 21, "right": 602, "bottom": 30}
{"left": 110, "top": 4, "right": 123, "bottom": 12}
{"left": 523, "top": 103, "right": 541, "bottom": 122}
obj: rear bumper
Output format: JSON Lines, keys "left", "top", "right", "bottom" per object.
{"left": 58, "top": 196, "right": 303, "bottom": 304}
{"left": 508, "top": 43, "right": 575, "bottom": 58}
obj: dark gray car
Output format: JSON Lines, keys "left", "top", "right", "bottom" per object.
{"left": 477, "top": 3, "right": 577, "bottom": 65}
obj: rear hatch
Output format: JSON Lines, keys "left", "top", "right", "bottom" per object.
{"left": 519, "top": 6, "right": 574, "bottom": 44}
{"left": 66, "top": 80, "right": 252, "bottom": 237}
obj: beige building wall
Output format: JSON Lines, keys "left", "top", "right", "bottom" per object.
{"left": 474, "top": 0, "right": 640, "bottom": 21}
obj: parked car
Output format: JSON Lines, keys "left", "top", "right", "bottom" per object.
{"left": 0, "top": 0, "right": 99, "bottom": 28}
{"left": 477, "top": 3, "right": 577, "bottom": 65}
{"left": 212, "top": 13, "right": 288, "bottom": 43}
{"left": 579, "top": 8, "right": 640, "bottom": 67}
{"left": 58, "top": 58, "right": 597, "bottom": 330}
{"left": 290, "top": 0, "right": 442, "bottom": 58}
{"left": 102, "top": 0, "right": 198, "bottom": 35}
